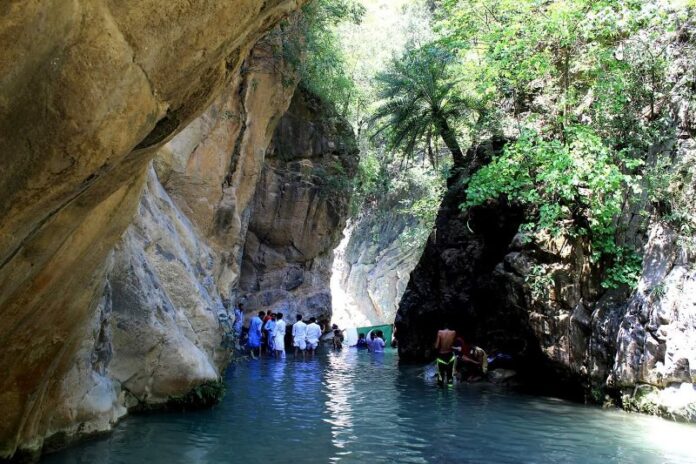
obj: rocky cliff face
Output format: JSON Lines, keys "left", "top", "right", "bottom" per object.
{"left": 0, "top": 2, "right": 306, "bottom": 459}
{"left": 396, "top": 36, "right": 696, "bottom": 421}
{"left": 396, "top": 140, "right": 529, "bottom": 362}
{"left": 96, "top": 39, "right": 301, "bottom": 418}
{"left": 239, "top": 89, "right": 359, "bottom": 326}
{"left": 331, "top": 191, "right": 428, "bottom": 328}
{"left": 607, "top": 38, "right": 696, "bottom": 419}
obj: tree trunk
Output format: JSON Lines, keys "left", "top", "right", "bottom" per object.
{"left": 432, "top": 111, "right": 465, "bottom": 168}
{"left": 426, "top": 128, "right": 437, "bottom": 168}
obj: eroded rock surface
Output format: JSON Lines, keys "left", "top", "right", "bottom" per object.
{"left": 0, "top": 2, "right": 304, "bottom": 458}
{"left": 331, "top": 190, "right": 429, "bottom": 328}
{"left": 103, "top": 33, "right": 302, "bottom": 412}
{"left": 108, "top": 166, "right": 226, "bottom": 406}
{"left": 239, "top": 89, "right": 359, "bottom": 326}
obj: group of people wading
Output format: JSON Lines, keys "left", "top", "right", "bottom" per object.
{"left": 233, "top": 303, "right": 325, "bottom": 360}
{"left": 229, "top": 301, "right": 391, "bottom": 360}
{"left": 434, "top": 322, "right": 488, "bottom": 387}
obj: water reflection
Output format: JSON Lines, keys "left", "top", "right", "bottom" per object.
{"left": 45, "top": 350, "right": 696, "bottom": 464}
{"left": 324, "top": 351, "right": 356, "bottom": 460}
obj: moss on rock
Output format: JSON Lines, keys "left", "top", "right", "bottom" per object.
{"left": 167, "top": 380, "right": 227, "bottom": 410}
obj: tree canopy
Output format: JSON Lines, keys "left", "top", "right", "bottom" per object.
{"left": 438, "top": 0, "right": 694, "bottom": 287}
{"left": 370, "top": 45, "right": 471, "bottom": 167}
{"left": 295, "top": 0, "right": 695, "bottom": 289}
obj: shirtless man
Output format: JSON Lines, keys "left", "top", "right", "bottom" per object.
{"left": 434, "top": 322, "right": 457, "bottom": 386}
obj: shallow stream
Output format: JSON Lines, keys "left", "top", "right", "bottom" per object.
{"left": 45, "top": 349, "right": 696, "bottom": 463}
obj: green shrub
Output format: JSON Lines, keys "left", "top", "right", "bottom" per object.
{"left": 465, "top": 127, "right": 643, "bottom": 288}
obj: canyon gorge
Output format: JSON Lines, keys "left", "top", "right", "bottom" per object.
{"left": 1, "top": 1, "right": 695, "bottom": 462}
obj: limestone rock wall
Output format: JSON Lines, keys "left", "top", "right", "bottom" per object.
{"left": 154, "top": 35, "right": 300, "bottom": 301}
{"left": 0, "top": 2, "right": 305, "bottom": 459}
{"left": 611, "top": 224, "right": 696, "bottom": 420}
{"left": 608, "top": 39, "right": 696, "bottom": 418}
{"left": 239, "top": 89, "right": 359, "bottom": 326}
{"left": 108, "top": 166, "right": 226, "bottom": 406}
{"left": 331, "top": 197, "right": 425, "bottom": 328}
{"left": 44, "top": 28, "right": 300, "bottom": 456}
{"left": 102, "top": 31, "right": 301, "bottom": 410}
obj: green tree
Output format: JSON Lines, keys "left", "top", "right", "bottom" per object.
{"left": 432, "top": 0, "right": 691, "bottom": 288}
{"left": 370, "top": 45, "right": 472, "bottom": 168}
{"left": 465, "top": 126, "right": 644, "bottom": 288}
{"left": 281, "top": 0, "right": 365, "bottom": 114}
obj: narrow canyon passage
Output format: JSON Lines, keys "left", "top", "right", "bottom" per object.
{"left": 44, "top": 351, "right": 696, "bottom": 464}
{"left": 2, "top": 0, "right": 696, "bottom": 461}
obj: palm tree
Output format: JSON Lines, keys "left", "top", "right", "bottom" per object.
{"left": 371, "top": 45, "right": 468, "bottom": 168}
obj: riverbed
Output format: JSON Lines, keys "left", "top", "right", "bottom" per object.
{"left": 45, "top": 349, "right": 696, "bottom": 463}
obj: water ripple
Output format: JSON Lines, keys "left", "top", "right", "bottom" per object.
{"left": 44, "top": 350, "right": 696, "bottom": 464}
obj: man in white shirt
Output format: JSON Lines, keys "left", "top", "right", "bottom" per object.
{"left": 292, "top": 314, "right": 307, "bottom": 359}
{"left": 274, "top": 313, "right": 287, "bottom": 359}
{"left": 305, "top": 317, "right": 322, "bottom": 358}
{"left": 372, "top": 330, "right": 386, "bottom": 353}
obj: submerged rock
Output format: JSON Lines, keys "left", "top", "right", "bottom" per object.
{"left": 488, "top": 369, "right": 518, "bottom": 385}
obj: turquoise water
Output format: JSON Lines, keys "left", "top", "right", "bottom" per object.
{"left": 45, "top": 349, "right": 696, "bottom": 463}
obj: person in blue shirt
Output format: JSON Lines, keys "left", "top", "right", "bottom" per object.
{"left": 265, "top": 313, "right": 277, "bottom": 354}
{"left": 372, "top": 330, "right": 386, "bottom": 353}
{"left": 356, "top": 333, "right": 369, "bottom": 349}
{"left": 248, "top": 311, "right": 264, "bottom": 359}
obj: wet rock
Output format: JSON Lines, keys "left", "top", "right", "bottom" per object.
{"left": 488, "top": 369, "right": 518, "bottom": 384}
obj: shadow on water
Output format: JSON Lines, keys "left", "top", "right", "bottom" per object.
{"left": 44, "top": 349, "right": 696, "bottom": 464}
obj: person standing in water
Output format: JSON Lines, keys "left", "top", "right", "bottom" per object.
{"left": 261, "top": 310, "right": 272, "bottom": 354}
{"left": 372, "top": 330, "right": 386, "bottom": 353}
{"left": 233, "top": 303, "right": 244, "bottom": 336}
{"left": 367, "top": 332, "right": 376, "bottom": 352}
{"left": 305, "top": 317, "right": 322, "bottom": 358}
{"left": 434, "top": 322, "right": 457, "bottom": 386}
{"left": 265, "top": 313, "right": 276, "bottom": 355}
{"left": 332, "top": 328, "right": 344, "bottom": 350}
{"left": 274, "top": 313, "right": 287, "bottom": 359}
{"left": 356, "top": 333, "right": 369, "bottom": 349}
{"left": 248, "top": 311, "right": 264, "bottom": 359}
{"left": 292, "top": 314, "right": 307, "bottom": 359}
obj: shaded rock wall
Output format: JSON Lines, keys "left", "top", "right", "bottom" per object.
{"left": 396, "top": 35, "right": 696, "bottom": 420}
{"left": 396, "top": 140, "right": 530, "bottom": 363}
{"left": 0, "top": 2, "right": 305, "bottom": 458}
{"left": 42, "top": 29, "right": 300, "bottom": 456}
{"left": 239, "top": 89, "right": 359, "bottom": 326}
